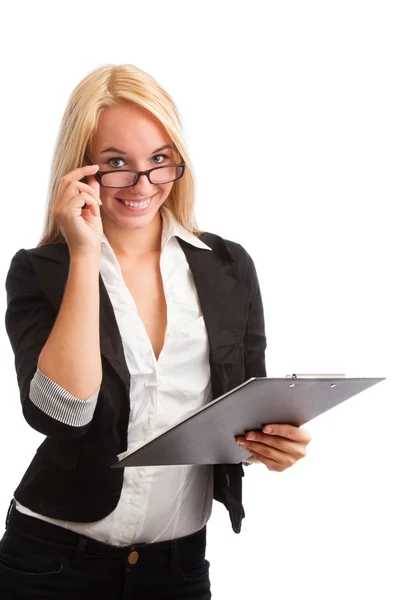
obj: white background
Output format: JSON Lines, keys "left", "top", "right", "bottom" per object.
{"left": 0, "top": 1, "right": 399, "bottom": 598}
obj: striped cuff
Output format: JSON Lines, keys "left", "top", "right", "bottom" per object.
{"left": 29, "top": 367, "right": 99, "bottom": 427}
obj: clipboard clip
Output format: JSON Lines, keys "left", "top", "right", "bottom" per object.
{"left": 285, "top": 373, "right": 346, "bottom": 379}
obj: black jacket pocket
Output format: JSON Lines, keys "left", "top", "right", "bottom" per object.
{"left": 36, "top": 439, "right": 82, "bottom": 471}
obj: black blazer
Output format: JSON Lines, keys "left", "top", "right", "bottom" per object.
{"left": 4, "top": 231, "right": 266, "bottom": 534}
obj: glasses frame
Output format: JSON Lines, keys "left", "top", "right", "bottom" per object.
{"left": 83, "top": 153, "right": 186, "bottom": 188}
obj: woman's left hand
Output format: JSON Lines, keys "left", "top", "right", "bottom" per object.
{"left": 236, "top": 424, "right": 312, "bottom": 471}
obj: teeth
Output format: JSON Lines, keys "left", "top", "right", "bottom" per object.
{"left": 122, "top": 197, "right": 151, "bottom": 208}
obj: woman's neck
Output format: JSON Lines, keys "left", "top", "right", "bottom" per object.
{"left": 104, "top": 209, "right": 163, "bottom": 259}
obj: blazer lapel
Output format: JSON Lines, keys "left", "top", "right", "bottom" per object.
{"left": 177, "top": 236, "right": 249, "bottom": 365}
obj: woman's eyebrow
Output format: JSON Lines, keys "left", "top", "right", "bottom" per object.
{"left": 100, "top": 145, "right": 173, "bottom": 154}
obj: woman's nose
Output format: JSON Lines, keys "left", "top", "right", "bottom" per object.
{"left": 129, "top": 173, "right": 156, "bottom": 195}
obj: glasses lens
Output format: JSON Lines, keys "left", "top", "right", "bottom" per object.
{"left": 149, "top": 166, "right": 183, "bottom": 184}
{"left": 101, "top": 171, "right": 137, "bottom": 187}
{"left": 100, "top": 165, "right": 184, "bottom": 187}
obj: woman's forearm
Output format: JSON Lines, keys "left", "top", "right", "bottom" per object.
{"left": 38, "top": 253, "right": 102, "bottom": 400}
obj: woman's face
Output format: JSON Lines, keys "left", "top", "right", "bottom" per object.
{"left": 87, "top": 103, "right": 177, "bottom": 234}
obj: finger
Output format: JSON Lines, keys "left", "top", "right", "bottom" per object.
{"left": 261, "top": 424, "right": 312, "bottom": 444}
{"left": 86, "top": 173, "right": 101, "bottom": 200}
{"left": 244, "top": 440, "right": 298, "bottom": 468}
{"left": 54, "top": 192, "right": 100, "bottom": 220}
{"left": 61, "top": 180, "right": 102, "bottom": 207}
{"left": 78, "top": 192, "right": 101, "bottom": 216}
{"left": 245, "top": 447, "right": 286, "bottom": 472}
{"left": 58, "top": 165, "right": 99, "bottom": 197}
{"left": 73, "top": 180, "right": 101, "bottom": 201}
{"left": 243, "top": 433, "right": 308, "bottom": 459}
{"left": 62, "top": 164, "right": 99, "bottom": 184}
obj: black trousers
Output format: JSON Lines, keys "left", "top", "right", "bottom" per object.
{"left": 0, "top": 499, "right": 211, "bottom": 599}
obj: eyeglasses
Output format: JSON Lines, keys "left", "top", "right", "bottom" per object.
{"left": 83, "top": 153, "right": 185, "bottom": 188}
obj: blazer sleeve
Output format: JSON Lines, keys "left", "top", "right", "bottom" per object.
{"left": 4, "top": 248, "right": 99, "bottom": 439}
{"left": 240, "top": 245, "right": 267, "bottom": 380}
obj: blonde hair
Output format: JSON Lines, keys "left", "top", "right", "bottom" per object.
{"left": 37, "top": 63, "right": 202, "bottom": 247}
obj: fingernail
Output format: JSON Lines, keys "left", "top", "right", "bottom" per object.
{"left": 263, "top": 427, "right": 273, "bottom": 433}
{"left": 236, "top": 440, "right": 246, "bottom": 446}
{"left": 246, "top": 433, "right": 256, "bottom": 440}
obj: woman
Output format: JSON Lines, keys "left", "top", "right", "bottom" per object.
{"left": 0, "top": 63, "right": 311, "bottom": 599}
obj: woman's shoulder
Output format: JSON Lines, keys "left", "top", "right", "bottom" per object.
{"left": 5, "top": 244, "right": 68, "bottom": 299}
{"left": 7, "top": 243, "right": 68, "bottom": 269}
{"left": 198, "top": 230, "right": 255, "bottom": 267}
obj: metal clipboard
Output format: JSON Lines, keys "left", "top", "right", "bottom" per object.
{"left": 111, "top": 375, "right": 385, "bottom": 468}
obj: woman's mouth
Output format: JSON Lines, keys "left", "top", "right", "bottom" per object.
{"left": 116, "top": 193, "right": 157, "bottom": 213}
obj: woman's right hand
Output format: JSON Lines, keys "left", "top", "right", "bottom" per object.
{"left": 53, "top": 164, "right": 103, "bottom": 256}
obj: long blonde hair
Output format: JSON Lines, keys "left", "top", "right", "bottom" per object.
{"left": 37, "top": 63, "right": 201, "bottom": 247}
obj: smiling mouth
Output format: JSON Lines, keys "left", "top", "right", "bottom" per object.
{"left": 116, "top": 193, "right": 156, "bottom": 209}
{"left": 119, "top": 196, "right": 153, "bottom": 202}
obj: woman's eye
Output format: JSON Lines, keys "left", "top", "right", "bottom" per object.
{"left": 106, "top": 154, "right": 169, "bottom": 168}
{"left": 152, "top": 153, "right": 169, "bottom": 164}
{"left": 107, "top": 157, "right": 126, "bottom": 168}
